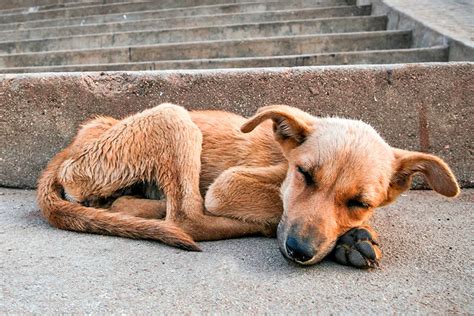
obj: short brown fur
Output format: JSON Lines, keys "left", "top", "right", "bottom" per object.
{"left": 37, "top": 104, "right": 460, "bottom": 266}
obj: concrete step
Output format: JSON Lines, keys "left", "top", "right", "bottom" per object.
{"left": 0, "top": 16, "right": 387, "bottom": 54}
{"left": 0, "top": 30, "right": 412, "bottom": 68}
{"left": 0, "top": 1, "right": 353, "bottom": 31}
{"left": 0, "top": 2, "right": 102, "bottom": 15}
{"left": 0, "top": 0, "right": 241, "bottom": 13}
{"left": 0, "top": 6, "right": 372, "bottom": 42}
{"left": 0, "top": 0, "right": 99, "bottom": 10}
{"left": 0, "top": 47, "right": 448, "bottom": 73}
{"left": 1, "top": 63, "right": 471, "bottom": 188}
{"left": 0, "top": 0, "right": 350, "bottom": 24}
{"left": 0, "top": 1, "right": 136, "bottom": 15}
{"left": 0, "top": 0, "right": 347, "bottom": 11}
{"left": 0, "top": 0, "right": 155, "bottom": 10}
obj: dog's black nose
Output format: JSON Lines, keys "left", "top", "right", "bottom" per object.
{"left": 285, "top": 236, "right": 315, "bottom": 263}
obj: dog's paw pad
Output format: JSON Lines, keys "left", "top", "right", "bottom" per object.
{"left": 331, "top": 228, "right": 380, "bottom": 269}
{"left": 356, "top": 240, "right": 376, "bottom": 260}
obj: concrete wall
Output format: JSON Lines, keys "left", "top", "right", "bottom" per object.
{"left": 0, "top": 63, "right": 472, "bottom": 189}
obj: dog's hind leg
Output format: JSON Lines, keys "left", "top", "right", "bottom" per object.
{"left": 43, "top": 104, "right": 209, "bottom": 250}
{"left": 159, "top": 124, "right": 274, "bottom": 241}
{"left": 143, "top": 108, "right": 279, "bottom": 240}
{"left": 66, "top": 104, "right": 275, "bottom": 243}
{"left": 150, "top": 116, "right": 272, "bottom": 239}
{"left": 143, "top": 105, "right": 205, "bottom": 222}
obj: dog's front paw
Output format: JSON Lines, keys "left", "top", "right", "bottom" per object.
{"left": 331, "top": 227, "right": 381, "bottom": 269}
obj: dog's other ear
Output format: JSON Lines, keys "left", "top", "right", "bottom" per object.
{"left": 241, "top": 105, "right": 314, "bottom": 151}
{"left": 385, "top": 148, "right": 460, "bottom": 204}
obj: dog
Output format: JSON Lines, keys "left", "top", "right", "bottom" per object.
{"left": 37, "top": 103, "right": 459, "bottom": 268}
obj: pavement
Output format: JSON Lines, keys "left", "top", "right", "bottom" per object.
{"left": 0, "top": 187, "right": 472, "bottom": 313}
{"left": 382, "top": 0, "right": 474, "bottom": 46}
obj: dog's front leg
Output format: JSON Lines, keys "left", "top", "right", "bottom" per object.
{"left": 203, "top": 163, "right": 288, "bottom": 238}
{"left": 330, "top": 225, "right": 382, "bottom": 269}
{"left": 109, "top": 196, "right": 167, "bottom": 219}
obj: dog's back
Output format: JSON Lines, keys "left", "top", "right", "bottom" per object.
{"left": 190, "top": 110, "right": 285, "bottom": 191}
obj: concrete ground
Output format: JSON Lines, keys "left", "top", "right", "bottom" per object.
{"left": 0, "top": 188, "right": 472, "bottom": 313}
{"left": 374, "top": 0, "right": 474, "bottom": 61}
{"left": 382, "top": 0, "right": 473, "bottom": 46}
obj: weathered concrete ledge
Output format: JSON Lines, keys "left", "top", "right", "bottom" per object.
{"left": 0, "top": 63, "right": 472, "bottom": 189}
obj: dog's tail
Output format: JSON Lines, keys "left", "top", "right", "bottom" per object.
{"left": 36, "top": 151, "right": 200, "bottom": 251}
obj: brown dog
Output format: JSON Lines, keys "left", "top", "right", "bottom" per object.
{"left": 37, "top": 103, "right": 459, "bottom": 268}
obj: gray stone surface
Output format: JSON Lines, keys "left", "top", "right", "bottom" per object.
{"left": 0, "top": 16, "right": 387, "bottom": 54}
{"left": 1, "top": 0, "right": 345, "bottom": 24}
{"left": 0, "top": 6, "right": 372, "bottom": 42}
{"left": 0, "top": 31, "right": 411, "bottom": 68}
{"left": 428, "top": 95, "right": 474, "bottom": 189}
{"left": 0, "top": 46, "right": 448, "bottom": 73}
{"left": 0, "top": 1, "right": 106, "bottom": 14}
{"left": 2, "top": 0, "right": 470, "bottom": 71}
{"left": 0, "top": 0, "right": 130, "bottom": 11}
{"left": 1, "top": 63, "right": 472, "bottom": 189}
{"left": 367, "top": 0, "right": 474, "bottom": 61}
{"left": 0, "top": 188, "right": 472, "bottom": 313}
{"left": 0, "top": 1, "right": 346, "bottom": 30}
{"left": 382, "top": 0, "right": 473, "bottom": 47}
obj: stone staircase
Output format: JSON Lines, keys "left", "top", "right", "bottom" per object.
{"left": 0, "top": 0, "right": 449, "bottom": 73}
{"left": 0, "top": 4, "right": 472, "bottom": 310}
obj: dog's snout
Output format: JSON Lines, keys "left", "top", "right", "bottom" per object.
{"left": 285, "top": 236, "right": 315, "bottom": 263}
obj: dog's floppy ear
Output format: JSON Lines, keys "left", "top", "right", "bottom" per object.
{"left": 241, "top": 105, "right": 313, "bottom": 150}
{"left": 385, "top": 148, "right": 460, "bottom": 204}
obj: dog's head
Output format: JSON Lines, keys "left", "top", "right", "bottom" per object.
{"left": 241, "top": 105, "right": 459, "bottom": 265}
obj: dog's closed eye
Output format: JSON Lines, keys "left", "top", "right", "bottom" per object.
{"left": 296, "top": 166, "right": 315, "bottom": 186}
{"left": 346, "top": 198, "right": 370, "bottom": 209}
